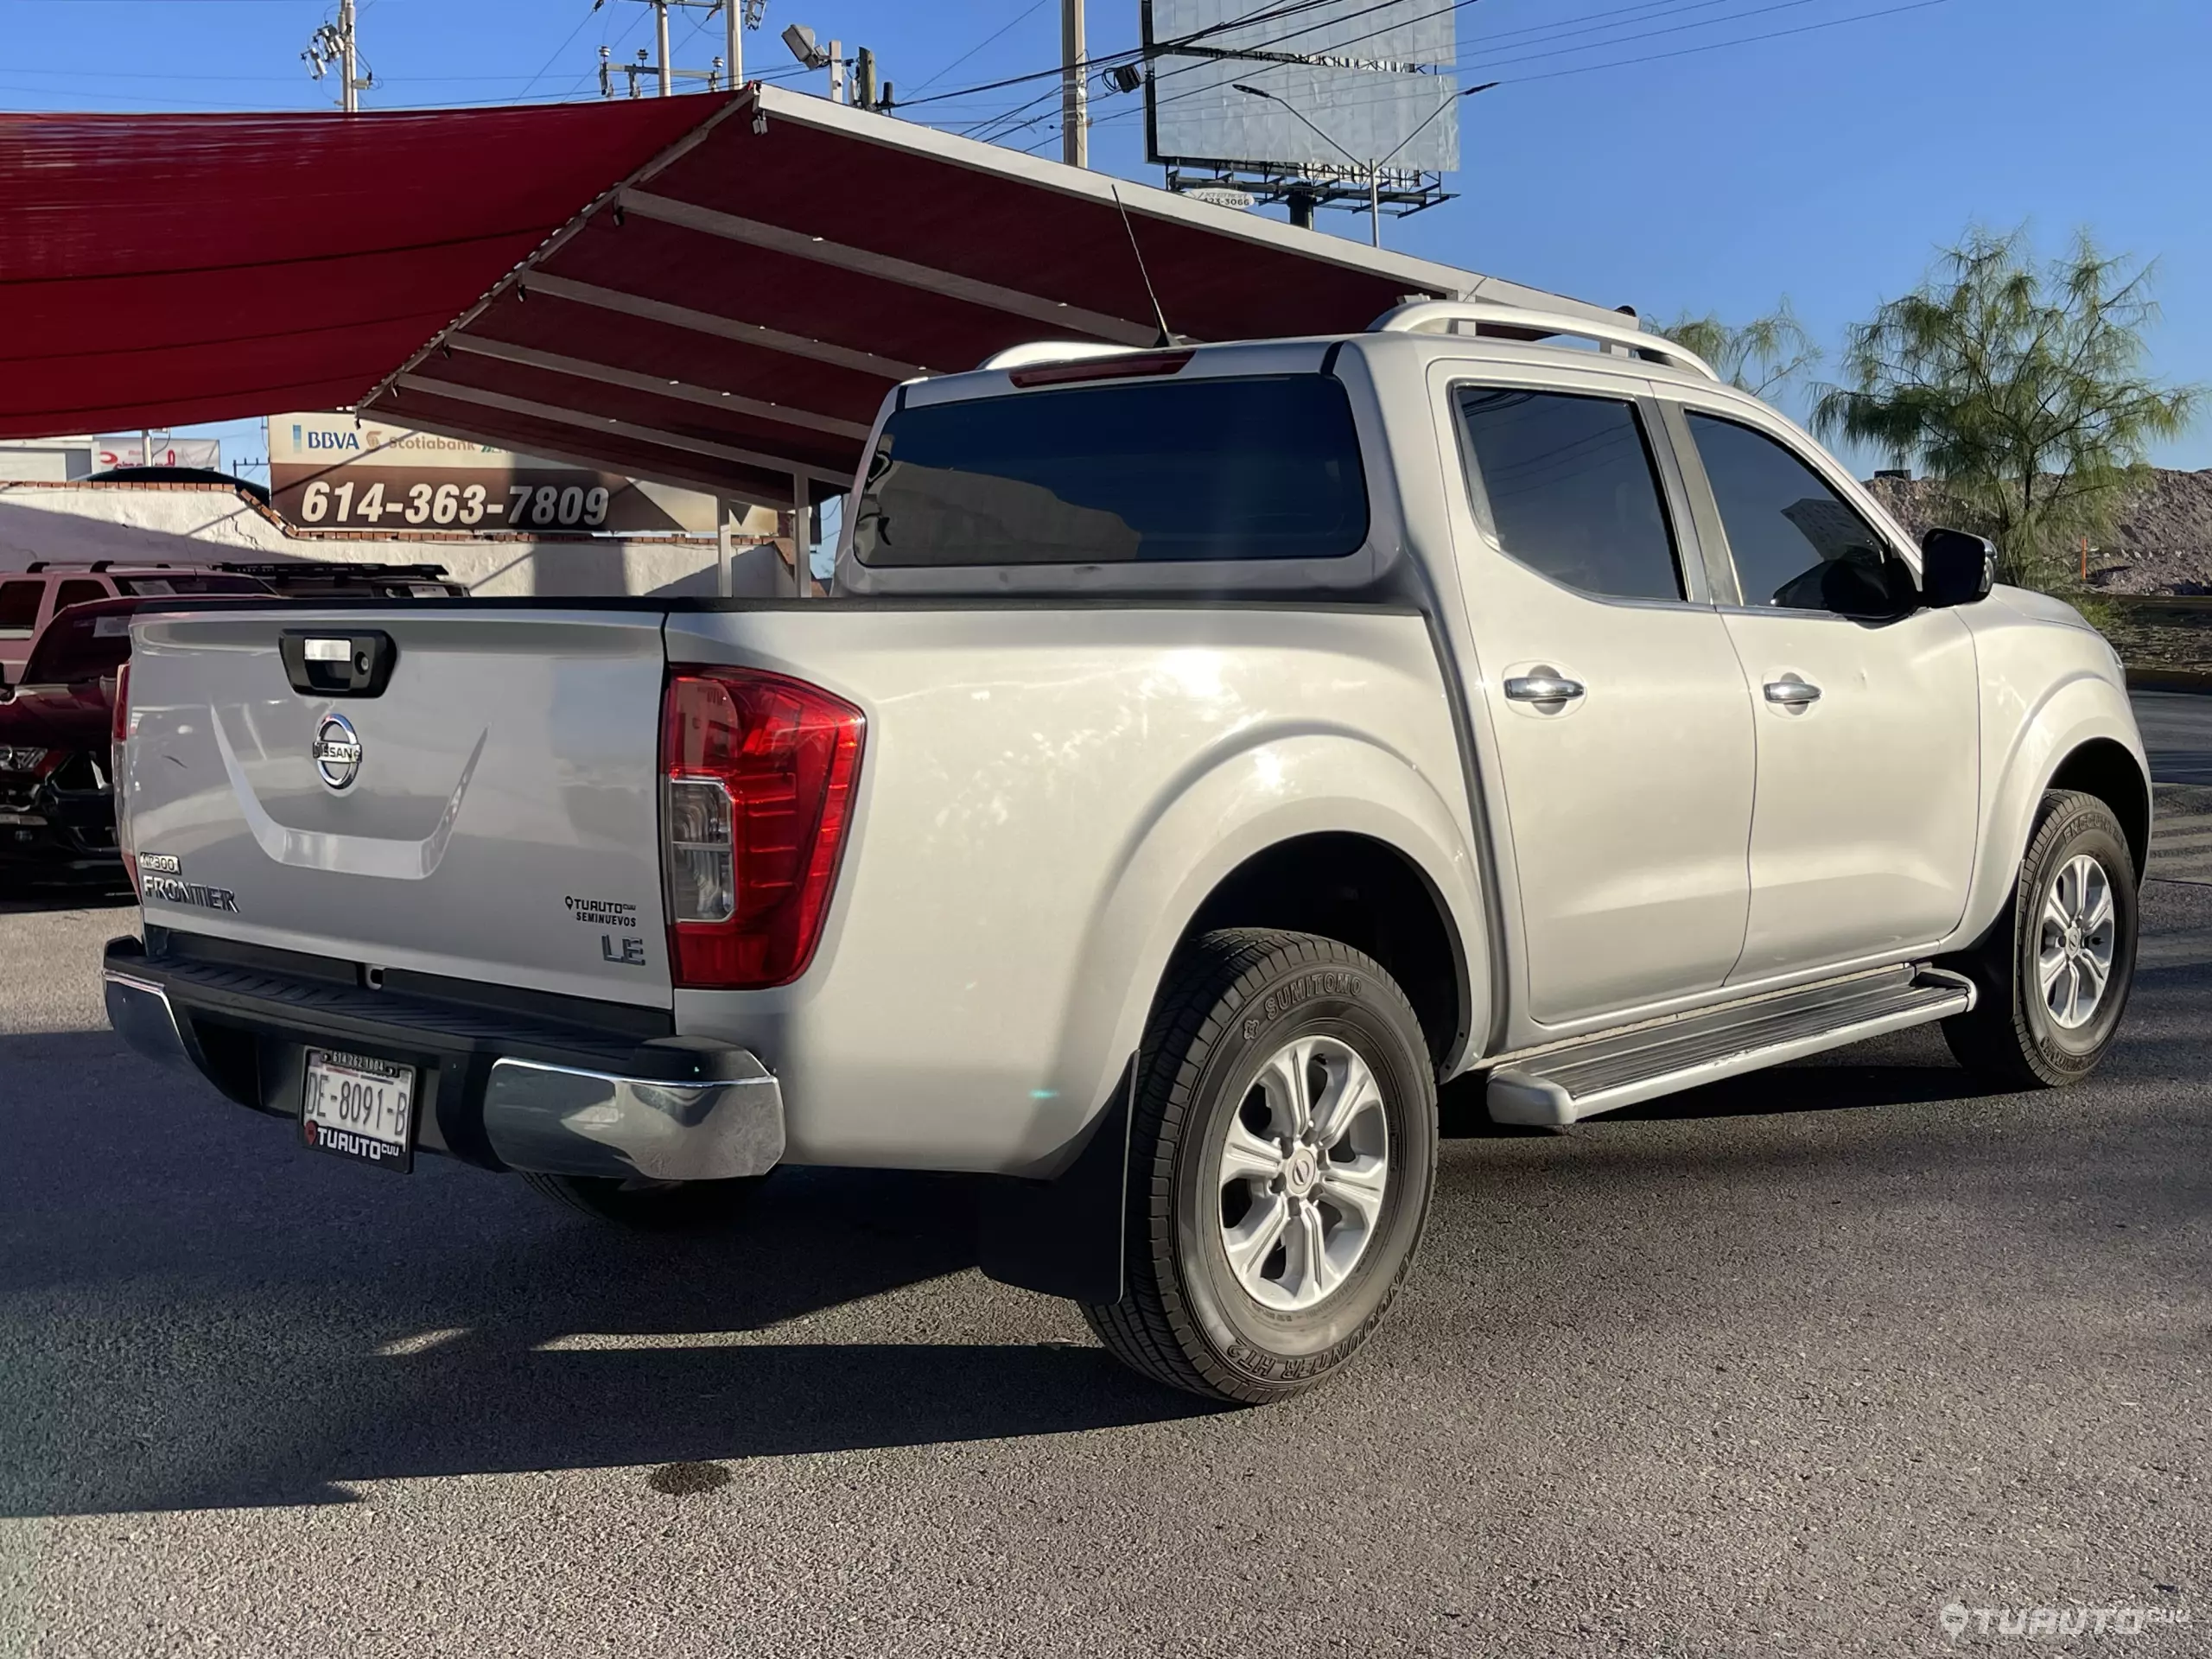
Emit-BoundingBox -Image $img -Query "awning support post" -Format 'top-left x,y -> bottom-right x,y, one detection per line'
791,470 -> 809,598
716,499 -> 734,598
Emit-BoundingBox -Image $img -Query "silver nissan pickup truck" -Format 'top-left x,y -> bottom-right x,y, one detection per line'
104,302 -> 2152,1403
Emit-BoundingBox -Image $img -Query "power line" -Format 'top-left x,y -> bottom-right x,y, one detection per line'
906,0 -> 1053,98
515,3 -> 601,102
1080,0 -> 1952,143
1510,0 -> 1950,80
898,0 -> 1363,112
962,0 -> 1480,145
960,0 -> 1486,145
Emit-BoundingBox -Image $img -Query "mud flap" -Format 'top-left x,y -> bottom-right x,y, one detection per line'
975,1058 -> 1134,1304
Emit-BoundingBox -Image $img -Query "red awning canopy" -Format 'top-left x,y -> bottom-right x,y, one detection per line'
0,99 -> 709,441
3,86 -> 1619,505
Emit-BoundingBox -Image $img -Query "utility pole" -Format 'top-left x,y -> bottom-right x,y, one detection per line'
340,0 -> 360,112
303,0 -> 372,112
654,0 -> 672,95
725,0 -> 741,86
1059,0 -> 1087,166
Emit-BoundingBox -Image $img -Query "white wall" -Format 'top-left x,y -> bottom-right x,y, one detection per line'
0,481 -> 800,597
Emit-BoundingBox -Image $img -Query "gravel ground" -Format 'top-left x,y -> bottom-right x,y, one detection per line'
2,718 -> 2209,1657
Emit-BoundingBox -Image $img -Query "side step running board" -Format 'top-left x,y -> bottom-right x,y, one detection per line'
1487,964 -> 1974,1127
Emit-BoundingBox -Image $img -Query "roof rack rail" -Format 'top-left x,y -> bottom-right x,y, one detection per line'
213,561 -> 454,581
1368,300 -> 1719,381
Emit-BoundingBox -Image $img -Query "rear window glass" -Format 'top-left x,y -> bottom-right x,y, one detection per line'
851,374 -> 1370,567
22,606 -> 133,683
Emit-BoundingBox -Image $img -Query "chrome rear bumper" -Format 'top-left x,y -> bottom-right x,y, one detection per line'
482,1054 -> 783,1181
104,969 -> 192,1071
101,944 -> 783,1183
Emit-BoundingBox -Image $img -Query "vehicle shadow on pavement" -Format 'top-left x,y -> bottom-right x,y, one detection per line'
0,1033 -> 1217,1517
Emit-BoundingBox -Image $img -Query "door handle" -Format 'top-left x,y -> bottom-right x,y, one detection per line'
1503,673 -> 1585,703
1764,677 -> 1822,707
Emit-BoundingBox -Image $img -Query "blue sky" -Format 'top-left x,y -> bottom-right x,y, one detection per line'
6,0 -> 2207,479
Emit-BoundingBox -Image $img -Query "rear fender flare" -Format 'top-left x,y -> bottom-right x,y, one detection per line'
1026,728 -> 1485,1173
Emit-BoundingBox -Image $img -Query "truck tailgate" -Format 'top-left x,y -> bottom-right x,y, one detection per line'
124,607 -> 672,1007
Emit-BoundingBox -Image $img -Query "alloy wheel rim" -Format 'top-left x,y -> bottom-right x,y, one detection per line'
2037,852 -> 2117,1030
1216,1034 -> 1389,1313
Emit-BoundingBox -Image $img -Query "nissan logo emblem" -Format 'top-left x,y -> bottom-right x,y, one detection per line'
313,712 -> 363,791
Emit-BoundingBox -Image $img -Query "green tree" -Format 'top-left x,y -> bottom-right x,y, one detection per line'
1812,226 -> 2201,592
1655,302 -> 1821,398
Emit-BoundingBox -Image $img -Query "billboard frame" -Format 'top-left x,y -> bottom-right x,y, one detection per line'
1140,0 -> 1456,228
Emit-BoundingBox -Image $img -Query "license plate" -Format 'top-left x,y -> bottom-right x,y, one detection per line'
302,1049 -> 416,1173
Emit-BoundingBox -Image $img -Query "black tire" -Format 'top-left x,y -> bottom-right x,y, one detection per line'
520,1170 -> 771,1230
1082,929 -> 1438,1405
1942,789 -> 2139,1089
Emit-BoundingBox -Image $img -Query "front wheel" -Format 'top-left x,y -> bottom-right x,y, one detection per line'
1942,789 -> 2139,1089
1082,929 -> 1438,1404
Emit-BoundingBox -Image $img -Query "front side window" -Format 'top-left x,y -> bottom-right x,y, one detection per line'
851,373 -> 1370,567
1454,386 -> 1683,603
1688,412 -> 1914,616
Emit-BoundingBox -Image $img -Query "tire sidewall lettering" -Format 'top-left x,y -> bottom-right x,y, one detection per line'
1170,953 -> 1433,1382
2016,810 -> 2136,1066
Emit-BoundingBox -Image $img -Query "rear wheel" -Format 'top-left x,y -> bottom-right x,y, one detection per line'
1942,789 -> 2139,1089
521,1170 -> 771,1230
1082,929 -> 1438,1404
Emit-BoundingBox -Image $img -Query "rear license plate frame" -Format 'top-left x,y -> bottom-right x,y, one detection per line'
300,1047 -> 418,1173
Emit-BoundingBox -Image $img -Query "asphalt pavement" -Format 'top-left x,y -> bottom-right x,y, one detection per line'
1,699 -> 2208,1657
2136,690 -> 2212,787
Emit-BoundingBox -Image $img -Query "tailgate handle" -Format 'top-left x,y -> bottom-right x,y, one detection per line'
279,630 -> 398,698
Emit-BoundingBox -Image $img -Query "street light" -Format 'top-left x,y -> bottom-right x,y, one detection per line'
1232,79 -> 1496,247
781,22 -> 831,69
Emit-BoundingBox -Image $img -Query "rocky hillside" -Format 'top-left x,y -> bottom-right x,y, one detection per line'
1863,467 -> 2212,594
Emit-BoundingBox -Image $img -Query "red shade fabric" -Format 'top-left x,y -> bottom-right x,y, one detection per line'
0,100 -> 709,438
2,87 -> 1619,505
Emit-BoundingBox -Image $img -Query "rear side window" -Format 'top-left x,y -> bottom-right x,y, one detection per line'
1454,387 -> 1683,603
1687,413 -> 1912,616
0,580 -> 40,637
53,579 -> 109,613
851,374 -> 1370,567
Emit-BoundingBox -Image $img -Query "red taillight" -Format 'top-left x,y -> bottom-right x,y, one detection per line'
659,666 -> 864,989
111,659 -> 137,893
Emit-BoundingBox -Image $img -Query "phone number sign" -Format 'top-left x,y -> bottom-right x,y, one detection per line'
268,415 -> 717,536
281,467 -> 626,531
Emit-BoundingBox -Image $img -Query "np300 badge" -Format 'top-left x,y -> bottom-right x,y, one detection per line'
313,713 -> 363,791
